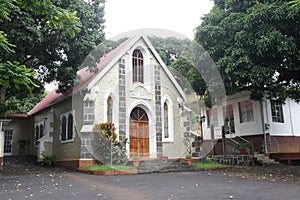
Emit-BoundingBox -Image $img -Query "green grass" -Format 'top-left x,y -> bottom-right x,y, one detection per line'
83,164 -> 136,171
192,160 -> 225,169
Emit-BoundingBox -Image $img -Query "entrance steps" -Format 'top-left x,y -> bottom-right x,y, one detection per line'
136,159 -> 199,174
210,155 -> 254,166
254,153 -> 278,165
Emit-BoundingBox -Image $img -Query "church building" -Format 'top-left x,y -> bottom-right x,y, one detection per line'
28,35 -> 192,168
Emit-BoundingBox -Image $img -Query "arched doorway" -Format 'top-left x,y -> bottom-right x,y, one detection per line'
130,107 -> 149,158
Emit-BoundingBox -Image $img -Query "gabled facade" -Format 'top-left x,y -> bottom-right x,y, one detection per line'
201,91 -> 300,160
28,35 -> 192,168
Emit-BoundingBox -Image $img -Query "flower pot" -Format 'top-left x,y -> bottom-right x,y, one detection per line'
160,156 -> 168,160
132,160 -> 140,167
186,159 -> 192,166
238,149 -> 248,155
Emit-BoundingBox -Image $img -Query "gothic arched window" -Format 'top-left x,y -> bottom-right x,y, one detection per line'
132,49 -> 144,83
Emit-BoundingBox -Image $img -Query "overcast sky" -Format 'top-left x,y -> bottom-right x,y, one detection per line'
104,0 -> 214,39
45,1 -> 214,91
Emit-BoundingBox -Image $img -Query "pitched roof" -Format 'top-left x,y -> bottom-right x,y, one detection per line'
28,35 -> 186,115
28,37 -> 136,115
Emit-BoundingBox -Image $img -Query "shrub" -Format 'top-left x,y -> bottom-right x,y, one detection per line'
93,122 -> 128,165
41,154 -> 56,166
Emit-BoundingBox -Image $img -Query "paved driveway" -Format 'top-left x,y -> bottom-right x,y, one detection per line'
1,163 -> 299,200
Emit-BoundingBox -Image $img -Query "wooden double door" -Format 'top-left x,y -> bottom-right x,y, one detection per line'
130,107 -> 149,158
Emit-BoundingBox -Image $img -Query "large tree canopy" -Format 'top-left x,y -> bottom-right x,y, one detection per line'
195,0 -> 300,102
0,0 -> 106,114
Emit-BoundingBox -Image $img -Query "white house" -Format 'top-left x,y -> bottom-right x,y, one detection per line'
201,91 -> 300,162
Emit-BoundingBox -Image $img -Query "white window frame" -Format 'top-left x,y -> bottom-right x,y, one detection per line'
60,110 -> 75,143
270,100 -> 284,123
103,89 -> 118,123
238,100 -> 255,123
162,96 -> 174,142
83,100 -> 94,124
129,47 -> 151,92
207,107 -> 219,128
4,129 -> 14,155
34,121 -> 45,146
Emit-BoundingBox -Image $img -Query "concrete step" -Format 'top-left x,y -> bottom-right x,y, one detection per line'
254,153 -> 279,165
210,155 -> 254,166
136,159 -> 199,174
192,152 -> 201,157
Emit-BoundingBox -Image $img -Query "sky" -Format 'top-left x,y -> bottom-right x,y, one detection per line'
104,0 -> 214,39
45,0 -> 214,91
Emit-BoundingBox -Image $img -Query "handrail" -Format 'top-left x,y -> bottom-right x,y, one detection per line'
225,127 -> 250,145
236,136 -> 250,144
227,137 -> 239,145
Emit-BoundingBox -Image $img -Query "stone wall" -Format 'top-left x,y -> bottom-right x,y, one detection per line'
154,65 -> 162,158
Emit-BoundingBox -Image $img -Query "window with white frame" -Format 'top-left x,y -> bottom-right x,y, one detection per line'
34,122 -> 44,145
107,96 -> 113,122
132,49 -> 144,83
223,104 -> 235,134
60,111 -> 75,142
207,108 -> 218,128
239,100 -> 254,123
163,103 -> 169,139
162,98 -> 173,142
83,100 -> 94,124
271,101 -> 284,123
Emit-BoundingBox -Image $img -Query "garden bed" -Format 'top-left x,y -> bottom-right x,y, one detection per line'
192,160 -> 231,171
79,165 -> 138,176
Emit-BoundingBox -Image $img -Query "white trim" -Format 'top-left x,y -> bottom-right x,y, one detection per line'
127,101 -> 157,158
103,89 -> 119,133
60,110 -> 76,143
3,129 -> 13,156
87,36 -> 140,90
162,96 -> 174,142
129,45 -> 151,92
86,35 -> 186,100
34,121 -> 45,147
141,35 -> 186,101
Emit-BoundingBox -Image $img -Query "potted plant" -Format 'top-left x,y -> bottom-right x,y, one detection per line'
234,142 -> 250,155
185,154 -> 192,166
160,156 -> 168,160
132,157 -> 141,167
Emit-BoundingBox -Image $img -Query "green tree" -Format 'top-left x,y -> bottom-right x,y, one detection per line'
0,0 -> 105,114
195,0 -> 300,102
289,0 -> 300,9
148,36 -> 191,66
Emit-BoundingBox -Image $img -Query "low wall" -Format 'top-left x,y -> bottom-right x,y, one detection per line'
56,159 -> 96,169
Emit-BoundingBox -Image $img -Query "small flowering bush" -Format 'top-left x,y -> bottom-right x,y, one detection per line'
92,122 -> 128,165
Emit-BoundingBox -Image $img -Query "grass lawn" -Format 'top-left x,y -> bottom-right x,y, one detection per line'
83,164 -> 136,171
192,160 -> 225,169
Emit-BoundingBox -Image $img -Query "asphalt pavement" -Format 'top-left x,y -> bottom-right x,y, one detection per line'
1,162 -> 299,200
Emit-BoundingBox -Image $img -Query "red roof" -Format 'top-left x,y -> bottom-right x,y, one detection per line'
2,114 -> 28,118
28,36 -> 137,115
